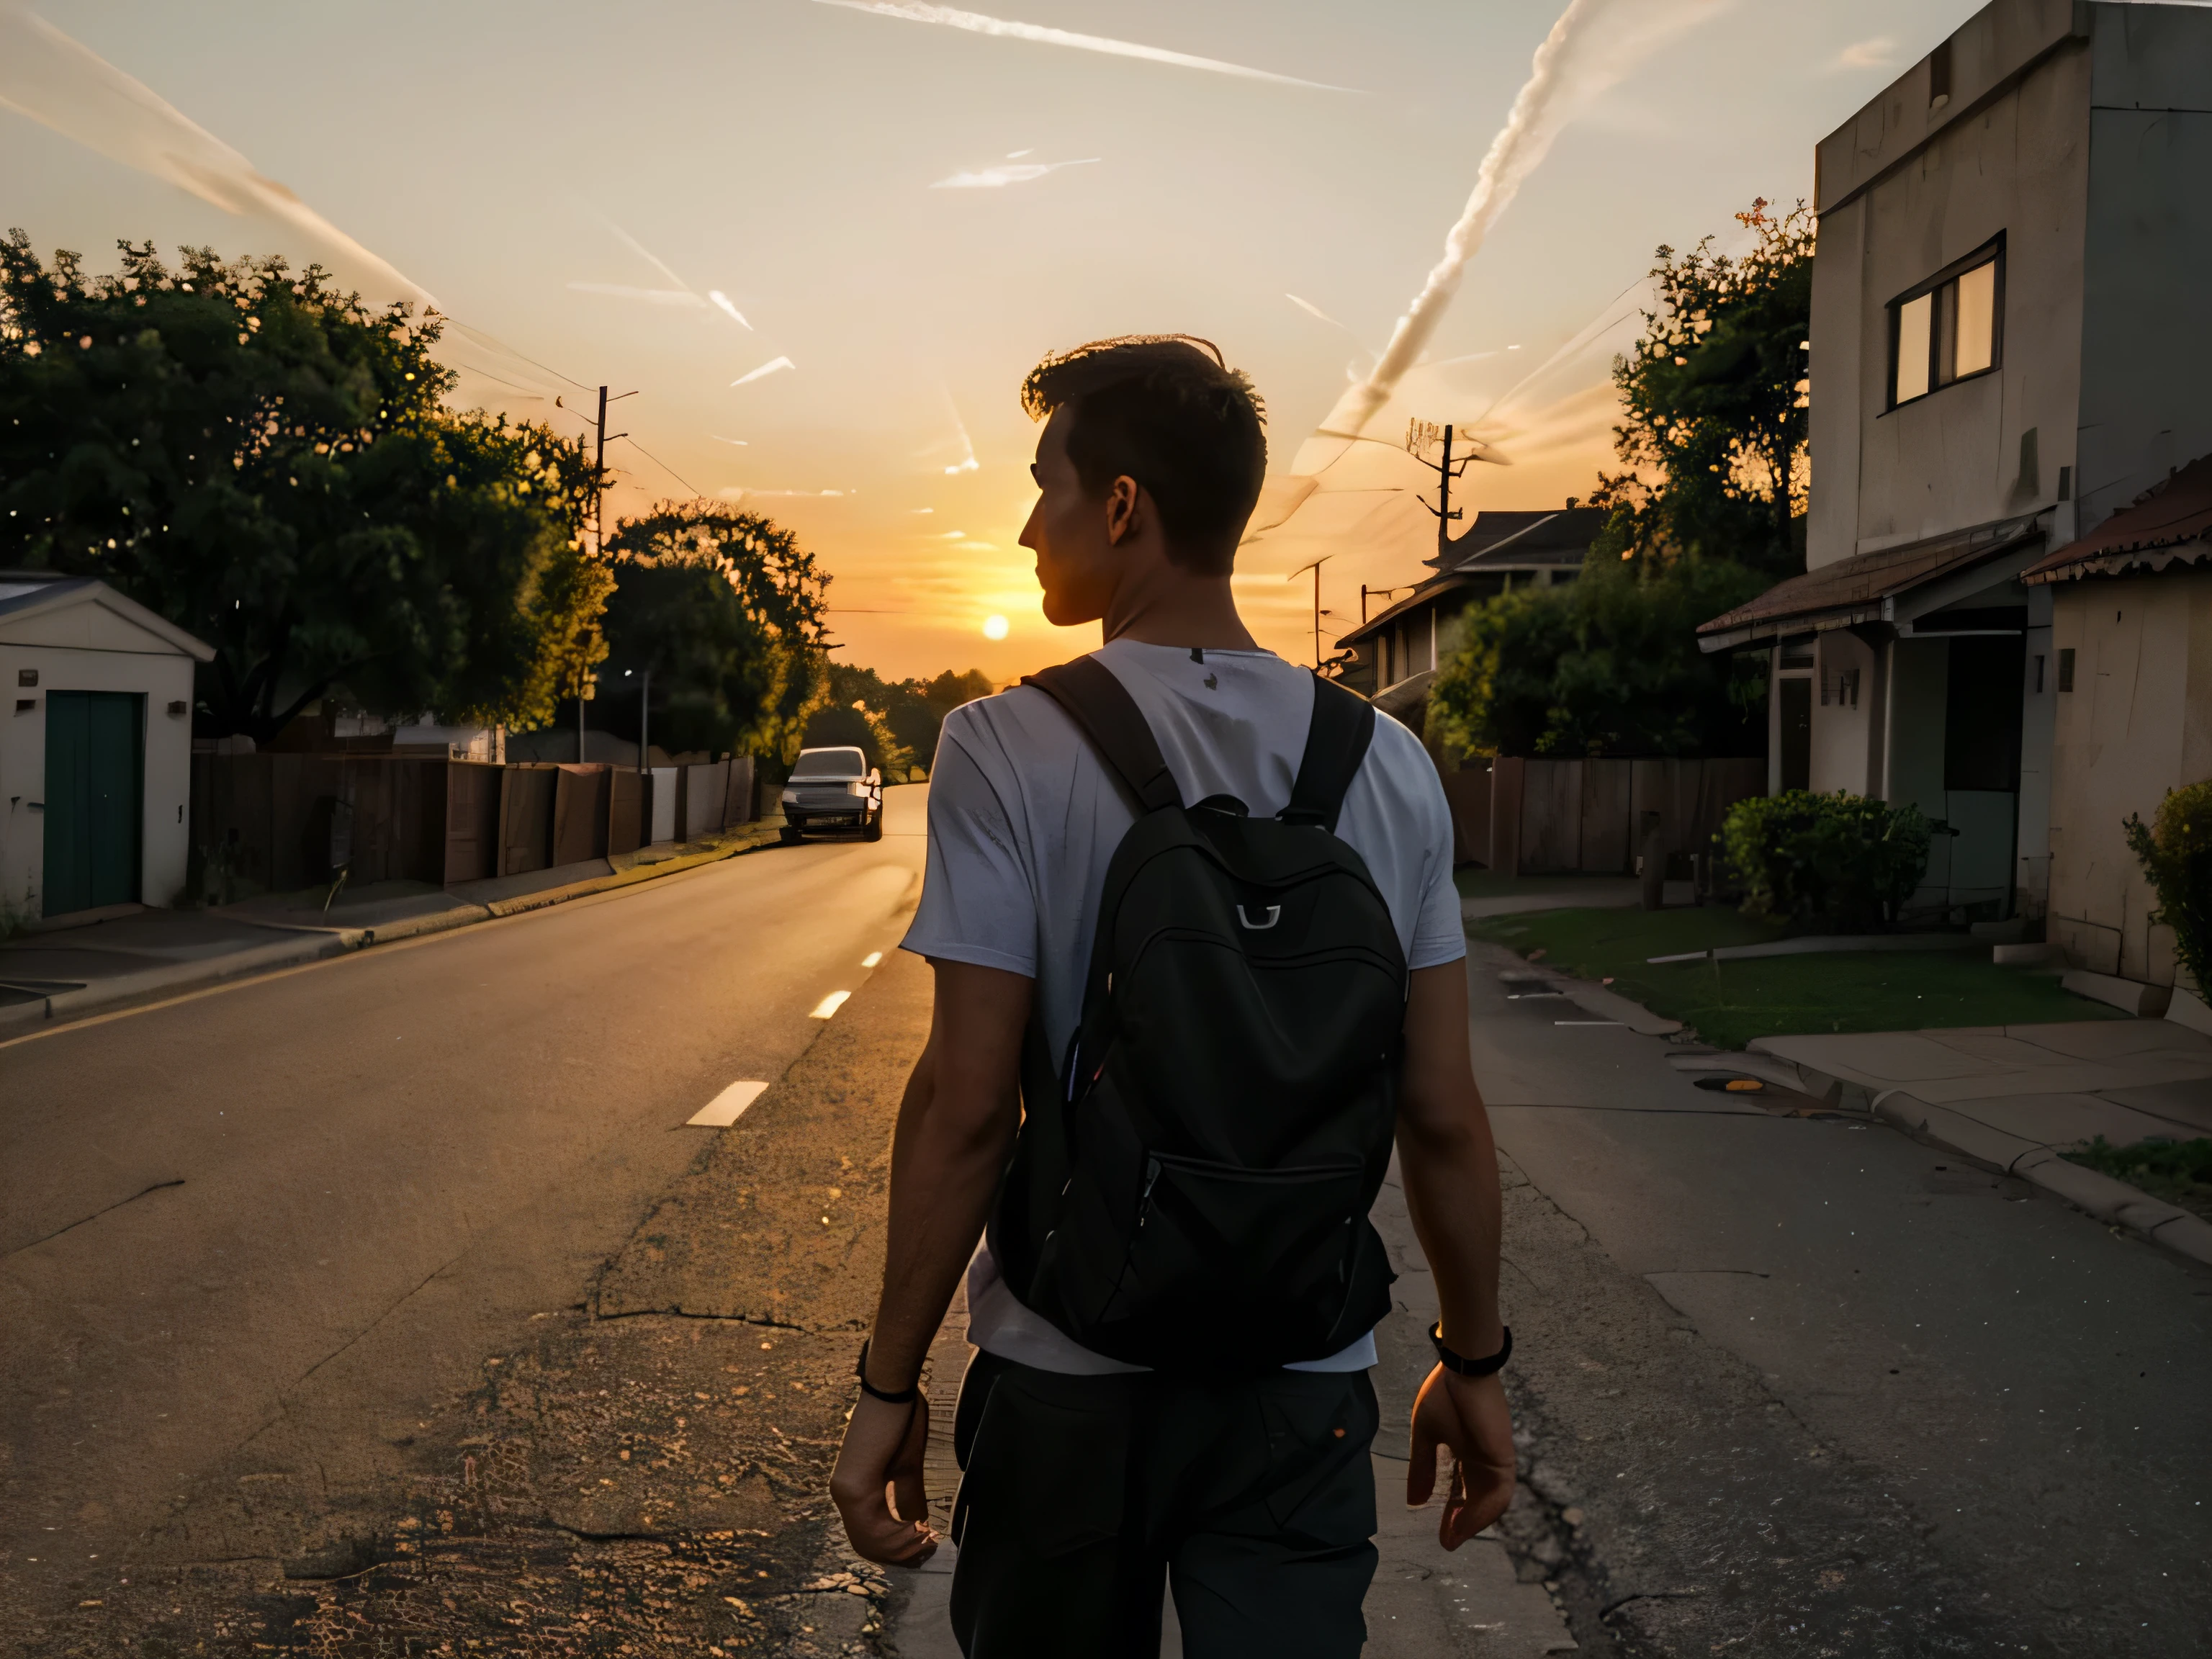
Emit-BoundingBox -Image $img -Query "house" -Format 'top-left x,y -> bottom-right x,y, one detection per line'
1334,505 -> 1604,706
1328,505 -> 1602,867
0,572 -> 214,921
2020,458 -> 2212,986
1697,0 -> 2212,925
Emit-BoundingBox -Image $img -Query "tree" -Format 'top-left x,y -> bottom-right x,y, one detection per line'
1429,199 -> 1806,759
1596,199 -> 1815,577
809,662 -> 994,775
599,503 -> 830,763
1428,553 -> 1769,757
0,233 -> 608,741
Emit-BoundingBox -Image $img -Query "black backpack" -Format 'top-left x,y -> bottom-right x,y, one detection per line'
989,655 -> 1406,1372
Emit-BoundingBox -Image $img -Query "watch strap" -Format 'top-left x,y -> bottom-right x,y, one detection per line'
1429,1322 -> 1513,1377
855,1339 -> 921,1405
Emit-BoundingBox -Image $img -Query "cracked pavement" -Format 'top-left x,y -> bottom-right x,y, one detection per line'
0,793 -> 933,1658
7,784 -> 2208,1657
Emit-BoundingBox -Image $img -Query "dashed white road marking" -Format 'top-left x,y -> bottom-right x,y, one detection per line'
861,951 -> 884,968
688,1079 -> 768,1128
809,990 -> 852,1020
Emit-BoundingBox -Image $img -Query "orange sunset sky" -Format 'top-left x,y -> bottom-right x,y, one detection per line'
0,0 -> 1972,683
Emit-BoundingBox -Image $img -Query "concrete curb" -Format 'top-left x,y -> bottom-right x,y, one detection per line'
0,929 -> 357,1036
1871,1089 -> 2212,1267
1497,964 -> 1683,1036
0,822 -> 788,1038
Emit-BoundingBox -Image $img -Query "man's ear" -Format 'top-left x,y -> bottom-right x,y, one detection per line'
1103,475 -> 1143,547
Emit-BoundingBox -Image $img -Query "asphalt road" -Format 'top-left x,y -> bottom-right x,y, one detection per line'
10,791 -> 2209,1658
1467,939 -> 2212,1657
0,788 -> 930,1636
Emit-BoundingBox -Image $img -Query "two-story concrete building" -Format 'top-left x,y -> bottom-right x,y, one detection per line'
1697,0 -> 2212,927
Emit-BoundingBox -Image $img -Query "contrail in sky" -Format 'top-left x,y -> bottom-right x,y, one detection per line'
931,157 -> 1097,189
939,385 -> 979,472
1284,292 -> 1346,329
593,214 -> 755,329
731,356 -> 796,387
568,282 -> 705,306
0,4 -> 431,305
806,0 -> 1355,91
1319,0 -> 1730,442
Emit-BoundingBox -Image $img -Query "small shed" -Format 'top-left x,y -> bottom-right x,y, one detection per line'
0,573 -> 215,922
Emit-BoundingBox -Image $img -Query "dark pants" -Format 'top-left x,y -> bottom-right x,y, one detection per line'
947,1352 -> 1380,1659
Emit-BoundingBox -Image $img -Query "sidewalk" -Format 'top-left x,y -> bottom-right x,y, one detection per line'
1737,1017 -> 2212,1264
0,817 -> 785,1036
1460,877 -> 1697,922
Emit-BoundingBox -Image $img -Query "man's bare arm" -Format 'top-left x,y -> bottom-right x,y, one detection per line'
1395,958 -> 1516,1548
830,958 -> 1030,1564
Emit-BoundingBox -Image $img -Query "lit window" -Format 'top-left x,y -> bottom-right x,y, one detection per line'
1896,294 -> 1932,403
1890,243 -> 2002,408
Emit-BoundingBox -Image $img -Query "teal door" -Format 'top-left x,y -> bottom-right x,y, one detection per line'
43,691 -> 144,917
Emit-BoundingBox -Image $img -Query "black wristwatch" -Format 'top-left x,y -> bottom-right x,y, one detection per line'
1429,1322 -> 1513,1377
854,1339 -> 922,1405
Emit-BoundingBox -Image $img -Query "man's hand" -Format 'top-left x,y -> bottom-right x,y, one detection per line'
830,1393 -> 938,1566
1405,1364 -> 1516,1550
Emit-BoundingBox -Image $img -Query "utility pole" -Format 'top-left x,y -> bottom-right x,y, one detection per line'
553,385 -> 635,765
1288,555 -> 1333,669
1406,419 -> 1475,562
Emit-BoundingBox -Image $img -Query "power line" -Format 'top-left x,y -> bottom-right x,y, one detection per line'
614,433 -> 703,499
441,318 -> 595,393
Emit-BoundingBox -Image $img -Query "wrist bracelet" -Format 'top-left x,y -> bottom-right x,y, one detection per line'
1429,1322 -> 1512,1377
855,1339 -> 921,1405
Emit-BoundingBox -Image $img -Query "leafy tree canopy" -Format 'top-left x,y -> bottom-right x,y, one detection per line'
1594,199 -> 1814,577
810,662 -> 994,775
1428,552 -> 1769,758
1429,199 -> 1807,760
0,233 -> 608,741
599,503 -> 830,763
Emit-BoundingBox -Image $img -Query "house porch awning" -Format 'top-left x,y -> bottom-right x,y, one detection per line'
1694,513 -> 2046,653
2021,454 -> 2212,585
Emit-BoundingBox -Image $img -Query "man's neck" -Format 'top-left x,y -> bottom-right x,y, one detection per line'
1099,575 -> 1261,653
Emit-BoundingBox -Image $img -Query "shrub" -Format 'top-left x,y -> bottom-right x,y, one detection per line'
2123,778 -> 2212,994
1720,790 -> 1932,930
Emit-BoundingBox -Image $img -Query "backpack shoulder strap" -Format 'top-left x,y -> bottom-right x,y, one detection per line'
1021,656 -> 1183,813
1279,675 -> 1376,833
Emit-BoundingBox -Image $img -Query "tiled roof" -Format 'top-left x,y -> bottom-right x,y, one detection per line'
1696,513 -> 2042,640
1426,506 -> 1607,572
2022,454 -> 2212,585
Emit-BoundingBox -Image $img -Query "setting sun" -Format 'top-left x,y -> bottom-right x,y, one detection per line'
981,614 -> 1010,640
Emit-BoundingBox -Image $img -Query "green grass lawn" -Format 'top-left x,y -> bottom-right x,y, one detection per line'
1470,904 -> 2126,1050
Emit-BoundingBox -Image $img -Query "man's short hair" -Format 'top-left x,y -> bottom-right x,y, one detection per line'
1020,336 -> 1267,577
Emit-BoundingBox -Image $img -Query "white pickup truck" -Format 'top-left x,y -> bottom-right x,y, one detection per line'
778,746 -> 884,842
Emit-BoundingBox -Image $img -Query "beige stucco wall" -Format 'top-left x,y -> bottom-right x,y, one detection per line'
2045,566 -> 2212,981
0,606 -> 199,918
1809,629 -> 1882,795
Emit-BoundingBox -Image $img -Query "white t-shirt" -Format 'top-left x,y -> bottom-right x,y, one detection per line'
901,639 -> 1466,1375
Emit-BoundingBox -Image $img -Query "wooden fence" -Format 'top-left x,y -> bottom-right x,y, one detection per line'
191,752 -> 757,897
1457,756 -> 1766,876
